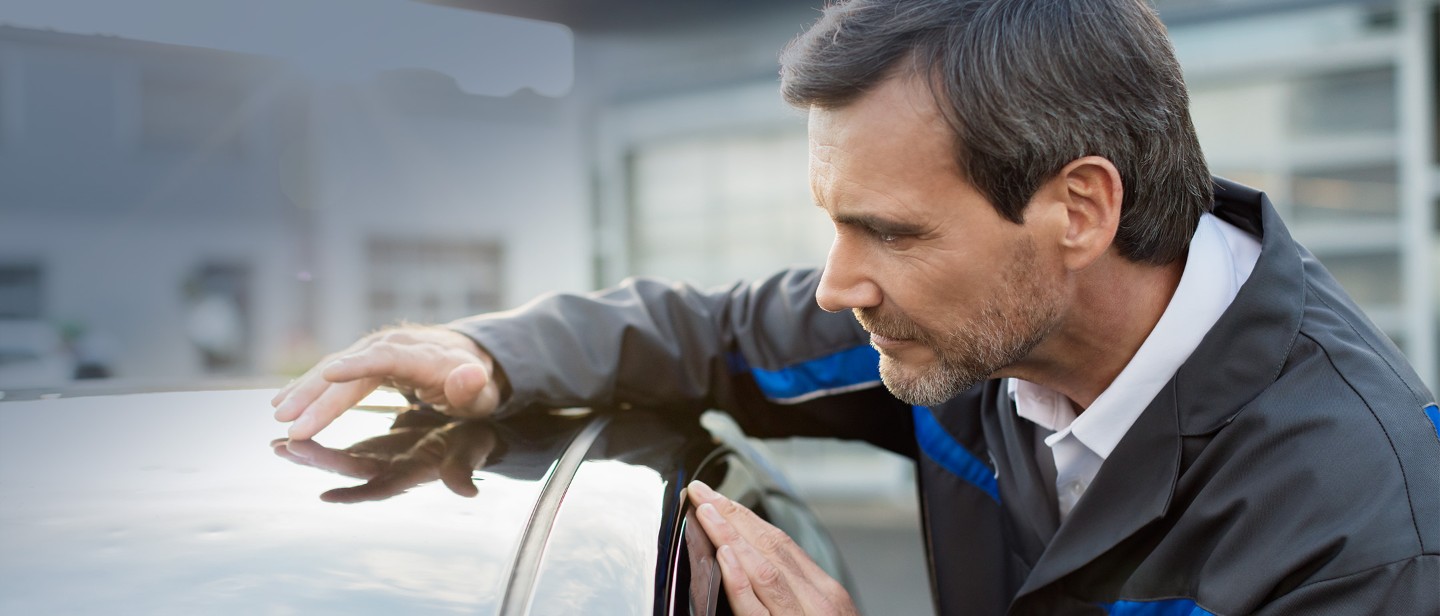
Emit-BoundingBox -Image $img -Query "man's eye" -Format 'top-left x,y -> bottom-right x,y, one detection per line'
870,228 -> 905,244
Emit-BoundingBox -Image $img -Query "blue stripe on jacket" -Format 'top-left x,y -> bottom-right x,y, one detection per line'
1098,598 -> 1214,615
749,345 -> 882,403
745,345 -> 999,502
912,405 -> 1000,503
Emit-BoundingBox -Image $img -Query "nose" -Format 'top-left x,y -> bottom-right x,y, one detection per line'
815,236 -> 881,313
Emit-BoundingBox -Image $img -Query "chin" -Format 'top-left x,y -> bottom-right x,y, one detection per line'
881,354 -> 996,405
878,356 -> 961,407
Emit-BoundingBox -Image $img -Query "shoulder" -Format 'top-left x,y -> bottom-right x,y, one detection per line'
1193,261 -> 1440,591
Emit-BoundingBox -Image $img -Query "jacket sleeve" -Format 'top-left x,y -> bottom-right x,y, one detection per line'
448,267 -> 917,456
1254,554 -> 1440,615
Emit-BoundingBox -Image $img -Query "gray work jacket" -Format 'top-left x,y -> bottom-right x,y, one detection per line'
454,178 -> 1440,615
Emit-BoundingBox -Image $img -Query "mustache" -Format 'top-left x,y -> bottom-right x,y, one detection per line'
853,308 -> 924,341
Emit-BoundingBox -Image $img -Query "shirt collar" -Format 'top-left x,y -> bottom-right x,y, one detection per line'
1010,212 -> 1257,458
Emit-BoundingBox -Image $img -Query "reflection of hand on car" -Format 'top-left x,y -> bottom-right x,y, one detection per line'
271,408 -> 499,503
687,480 -> 858,615
271,325 -> 506,440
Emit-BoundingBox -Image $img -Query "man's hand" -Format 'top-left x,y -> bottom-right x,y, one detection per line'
687,481 -> 859,615
271,326 -> 504,440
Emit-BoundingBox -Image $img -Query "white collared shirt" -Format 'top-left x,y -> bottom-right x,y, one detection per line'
1009,213 -> 1262,519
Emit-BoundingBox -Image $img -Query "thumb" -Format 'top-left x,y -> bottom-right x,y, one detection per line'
444,362 -> 497,416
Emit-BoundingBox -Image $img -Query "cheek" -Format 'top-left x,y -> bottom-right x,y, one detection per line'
880,259 -> 974,321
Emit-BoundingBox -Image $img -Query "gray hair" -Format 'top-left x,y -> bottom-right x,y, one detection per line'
781,0 -> 1211,265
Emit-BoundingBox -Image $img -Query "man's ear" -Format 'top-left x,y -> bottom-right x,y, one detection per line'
1033,156 -> 1123,272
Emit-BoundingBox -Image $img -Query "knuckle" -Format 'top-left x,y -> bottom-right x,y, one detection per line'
755,528 -> 794,554
375,327 -> 411,344
713,496 -> 743,516
728,572 -> 755,596
368,341 -> 400,356
818,578 -> 849,601
752,561 -> 784,588
708,515 -> 741,542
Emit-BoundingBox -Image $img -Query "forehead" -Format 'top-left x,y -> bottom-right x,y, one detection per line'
806,76 -> 967,203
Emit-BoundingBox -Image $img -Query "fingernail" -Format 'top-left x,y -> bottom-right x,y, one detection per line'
688,480 -> 718,500
273,397 -> 294,419
718,544 -> 738,569
699,502 -> 724,525
288,420 -> 312,441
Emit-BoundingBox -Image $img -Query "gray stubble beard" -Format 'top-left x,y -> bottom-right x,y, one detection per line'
865,246 -> 1060,407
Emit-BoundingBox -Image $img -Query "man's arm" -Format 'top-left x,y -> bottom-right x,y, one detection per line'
453,268 -> 869,416
271,267 -> 902,613
274,268 -> 907,446
1255,555 -> 1440,615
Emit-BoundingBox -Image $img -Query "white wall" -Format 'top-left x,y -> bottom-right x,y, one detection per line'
0,213 -> 301,383
305,81 -> 591,351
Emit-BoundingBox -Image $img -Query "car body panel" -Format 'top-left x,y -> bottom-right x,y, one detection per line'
0,389 -> 847,615
0,389 -> 575,614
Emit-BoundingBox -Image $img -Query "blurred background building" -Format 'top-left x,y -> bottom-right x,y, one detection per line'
1,0 -> 1436,612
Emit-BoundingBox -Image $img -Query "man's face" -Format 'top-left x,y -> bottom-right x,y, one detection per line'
809,76 -> 1066,406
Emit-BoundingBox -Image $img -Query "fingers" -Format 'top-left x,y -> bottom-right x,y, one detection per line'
716,544 -> 774,615
694,500 -> 803,614
272,373 -> 332,422
273,363 -> 320,407
273,326 -> 501,440
444,363 -> 494,416
273,361 -> 325,407
273,337 -> 368,405
688,481 -> 853,615
272,338 -> 373,433
320,348 -> 401,383
287,377 -> 382,440
321,335 -> 484,396
688,482 -> 829,581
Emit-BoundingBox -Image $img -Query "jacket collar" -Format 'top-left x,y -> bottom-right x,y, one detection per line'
1013,177 -> 1305,599
1174,178 -> 1305,436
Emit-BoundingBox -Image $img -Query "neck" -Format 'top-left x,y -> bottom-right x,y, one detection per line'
1004,254 -> 1185,412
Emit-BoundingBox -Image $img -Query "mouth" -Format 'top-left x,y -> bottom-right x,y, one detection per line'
868,332 -> 913,350
855,308 -> 920,350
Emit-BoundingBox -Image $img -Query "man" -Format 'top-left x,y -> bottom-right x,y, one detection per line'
273,0 -> 1440,613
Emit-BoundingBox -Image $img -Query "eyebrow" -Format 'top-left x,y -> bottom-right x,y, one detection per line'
825,209 -> 930,236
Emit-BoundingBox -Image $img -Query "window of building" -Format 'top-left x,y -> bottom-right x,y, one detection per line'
0,263 -> 43,319
182,262 -> 251,373
627,128 -> 827,287
1189,65 -> 1406,336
